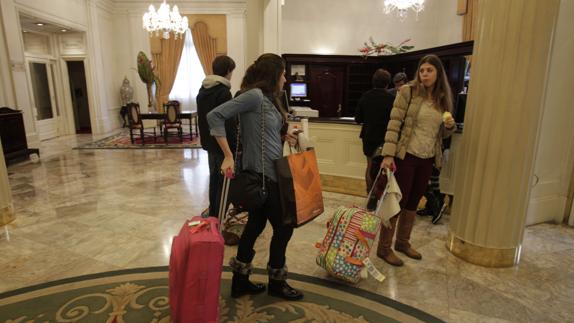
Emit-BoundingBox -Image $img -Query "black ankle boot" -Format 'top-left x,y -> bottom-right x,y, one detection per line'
268,279 -> 303,300
267,266 -> 303,301
229,257 -> 265,298
231,273 -> 266,298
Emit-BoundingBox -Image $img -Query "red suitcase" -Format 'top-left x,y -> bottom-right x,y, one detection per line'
169,176 -> 231,323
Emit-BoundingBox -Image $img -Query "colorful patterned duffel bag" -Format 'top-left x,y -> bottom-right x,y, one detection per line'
315,206 -> 385,283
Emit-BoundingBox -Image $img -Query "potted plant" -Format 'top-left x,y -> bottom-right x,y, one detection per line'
136,51 -> 161,111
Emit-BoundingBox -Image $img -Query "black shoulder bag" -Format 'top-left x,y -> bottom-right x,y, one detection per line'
228,101 -> 268,211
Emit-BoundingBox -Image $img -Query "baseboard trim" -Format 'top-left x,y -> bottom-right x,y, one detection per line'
321,174 -> 366,197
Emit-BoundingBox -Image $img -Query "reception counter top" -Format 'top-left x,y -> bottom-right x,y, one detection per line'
290,116 -> 357,125
308,117 -> 357,125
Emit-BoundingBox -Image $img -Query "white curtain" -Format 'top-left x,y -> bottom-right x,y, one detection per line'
169,28 -> 206,111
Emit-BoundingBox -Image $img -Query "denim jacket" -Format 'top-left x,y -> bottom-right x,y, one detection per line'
207,88 -> 284,182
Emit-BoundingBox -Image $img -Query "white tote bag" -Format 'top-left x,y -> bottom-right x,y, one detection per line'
375,168 -> 402,228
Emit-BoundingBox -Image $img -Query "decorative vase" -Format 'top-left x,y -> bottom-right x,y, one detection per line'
120,77 -> 134,105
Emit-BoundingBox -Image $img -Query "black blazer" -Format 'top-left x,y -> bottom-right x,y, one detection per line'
355,88 -> 395,146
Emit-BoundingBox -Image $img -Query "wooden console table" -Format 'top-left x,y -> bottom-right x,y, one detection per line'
0,107 -> 40,165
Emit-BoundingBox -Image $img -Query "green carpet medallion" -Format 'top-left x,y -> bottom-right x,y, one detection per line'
0,267 -> 443,322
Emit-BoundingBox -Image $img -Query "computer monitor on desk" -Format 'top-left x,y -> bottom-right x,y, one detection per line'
290,83 -> 307,99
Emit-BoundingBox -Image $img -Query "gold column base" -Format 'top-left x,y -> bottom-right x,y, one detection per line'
0,204 -> 15,226
446,231 -> 521,268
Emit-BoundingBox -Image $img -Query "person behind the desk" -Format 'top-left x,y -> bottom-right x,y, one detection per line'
378,54 -> 456,267
196,55 -> 236,218
354,69 -> 395,202
388,72 -> 408,97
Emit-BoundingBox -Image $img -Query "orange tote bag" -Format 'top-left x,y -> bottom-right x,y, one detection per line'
276,148 -> 324,227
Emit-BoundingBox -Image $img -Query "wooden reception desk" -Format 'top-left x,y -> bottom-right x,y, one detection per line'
292,117 -> 367,196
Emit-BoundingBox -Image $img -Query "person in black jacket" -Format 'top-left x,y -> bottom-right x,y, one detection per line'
355,69 -> 394,199
197,55 -> 236,217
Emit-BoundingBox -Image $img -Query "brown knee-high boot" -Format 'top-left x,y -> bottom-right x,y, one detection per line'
394,210 -> 422,259
376,215 -> 403,266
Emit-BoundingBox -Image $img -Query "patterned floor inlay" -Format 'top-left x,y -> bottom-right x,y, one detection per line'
0,267 -> 442,323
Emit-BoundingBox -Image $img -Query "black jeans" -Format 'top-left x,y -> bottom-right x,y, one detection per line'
207,152 -> 225,217
236,178 -> 294,269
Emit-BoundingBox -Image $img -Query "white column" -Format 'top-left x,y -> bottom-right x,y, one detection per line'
245,0 -> 264,64
447,0 -> 561,267
0,0 -> 40,147
85,0 -> 106,134
263,0 -> 281,54
0,139 -> 15,226
227,11 -> 247,94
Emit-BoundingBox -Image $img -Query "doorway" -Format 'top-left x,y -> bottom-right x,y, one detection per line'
309,66 -> 345,117
66,61 -> 91,134
28,60 -> 59,140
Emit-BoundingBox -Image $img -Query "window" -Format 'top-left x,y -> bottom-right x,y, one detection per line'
169,28 -> 205,110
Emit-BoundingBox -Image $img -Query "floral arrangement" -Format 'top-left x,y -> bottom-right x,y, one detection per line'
359,37 -> 414,58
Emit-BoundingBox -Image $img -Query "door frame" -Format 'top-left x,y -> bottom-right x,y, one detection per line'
60,57 -> 96,135
25,57 -> 60,140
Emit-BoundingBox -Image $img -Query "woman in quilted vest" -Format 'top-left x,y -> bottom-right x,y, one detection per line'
377,54 -> 456,266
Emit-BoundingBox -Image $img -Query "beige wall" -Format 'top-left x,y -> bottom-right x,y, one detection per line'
245,0 -> 264,63
281,0 -> 462,55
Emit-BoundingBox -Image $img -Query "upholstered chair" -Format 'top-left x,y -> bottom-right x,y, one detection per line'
126,102 -> 157,145
162,100 -> 183,143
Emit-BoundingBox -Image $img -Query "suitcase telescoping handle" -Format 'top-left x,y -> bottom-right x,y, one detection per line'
217,169 -> 234,231
366,168 -> 392,209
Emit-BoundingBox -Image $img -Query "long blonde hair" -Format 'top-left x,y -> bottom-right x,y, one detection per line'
412,54 -> 453,112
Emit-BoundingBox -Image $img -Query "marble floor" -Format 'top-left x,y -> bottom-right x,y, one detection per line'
1,134 -> 573,322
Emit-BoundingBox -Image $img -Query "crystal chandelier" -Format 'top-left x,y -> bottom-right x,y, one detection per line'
142,0 -> 188,39
383,0 -> 425,20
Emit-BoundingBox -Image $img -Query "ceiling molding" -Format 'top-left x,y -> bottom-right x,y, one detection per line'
93,0 -> 115,14
114,0 -> 247,13
16,3 -> 88,31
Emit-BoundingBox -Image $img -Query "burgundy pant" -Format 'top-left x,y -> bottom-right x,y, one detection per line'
395,153 -> 434,211
374,153 -> 434,211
